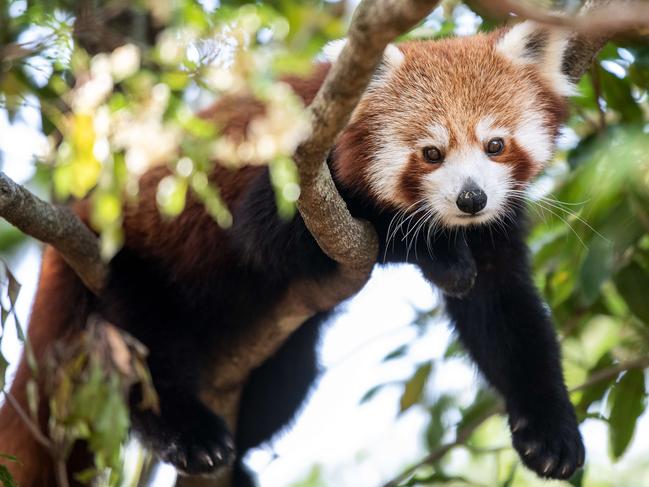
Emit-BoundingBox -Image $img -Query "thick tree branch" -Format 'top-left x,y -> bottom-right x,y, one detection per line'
0,173 -> 106,294
295,0 -> 442,271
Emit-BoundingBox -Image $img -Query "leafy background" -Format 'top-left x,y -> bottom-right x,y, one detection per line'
1,0 -> 649,486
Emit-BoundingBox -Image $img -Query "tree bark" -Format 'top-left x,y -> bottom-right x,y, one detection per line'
0,173 -> 105,293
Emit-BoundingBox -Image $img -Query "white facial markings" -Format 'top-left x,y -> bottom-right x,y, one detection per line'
420,147 -> 514,227
369,136 -> 411,205
476,116 -> 510,142
514,103 -> 552,166
424,123 -> 450,149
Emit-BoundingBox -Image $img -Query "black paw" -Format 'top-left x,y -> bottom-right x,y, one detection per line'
132,392 -> 236,476
436,265 -> 477,297
509,409 -> 585,480
159,409 -> 236,476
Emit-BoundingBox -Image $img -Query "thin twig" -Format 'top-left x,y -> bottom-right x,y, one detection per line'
382,356 -> 649,487
2,390 -> 52,450
54,460 -> 70,487
570,356 -> 649,393
590,62 -> 607,132
383,403 -> 503,487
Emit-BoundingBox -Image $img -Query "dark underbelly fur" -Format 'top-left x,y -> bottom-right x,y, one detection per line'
95,168 -> 584,484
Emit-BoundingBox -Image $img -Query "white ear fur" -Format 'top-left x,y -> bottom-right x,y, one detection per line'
321,39 -> 405,74
496,21 -> 576,97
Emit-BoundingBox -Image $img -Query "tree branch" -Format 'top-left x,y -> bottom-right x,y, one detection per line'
295,0 -> 442,271
480,0 -> 649,81
0,173 -> 106,294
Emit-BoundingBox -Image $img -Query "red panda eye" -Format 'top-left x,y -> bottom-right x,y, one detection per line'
423,146 -> 443,164
486,138 -> 505,155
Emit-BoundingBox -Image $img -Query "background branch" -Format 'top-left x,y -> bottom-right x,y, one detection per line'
0,173 -> 105,294
383,356 -> 649,487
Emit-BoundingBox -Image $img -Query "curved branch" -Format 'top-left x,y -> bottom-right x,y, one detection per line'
295,0 -> 441,272
0,173 -> 105,294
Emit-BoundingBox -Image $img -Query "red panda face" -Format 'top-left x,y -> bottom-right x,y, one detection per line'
332,21 -> 572,228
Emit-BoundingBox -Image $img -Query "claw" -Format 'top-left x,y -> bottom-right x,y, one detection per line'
202,452 -> 214,468
511,417 -> 528,433
524,443 -> 539,457
542,458 -> 556,474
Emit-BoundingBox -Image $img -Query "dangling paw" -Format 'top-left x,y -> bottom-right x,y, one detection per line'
509,408 -> 585,480
158,407 -> 236,476
132,393 -> 236,476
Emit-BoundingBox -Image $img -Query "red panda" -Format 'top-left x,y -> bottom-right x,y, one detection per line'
0,21 -> 584,486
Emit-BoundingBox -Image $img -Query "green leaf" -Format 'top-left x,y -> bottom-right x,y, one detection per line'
598,66 -> 643,123
399,362 -> 432,414
579,238 -> 615,305
425,395 -> 455,450
457,390 -> 499,432
443,337 -> 465,359
0,465 -> 17,487
614,261 -> 649,325
608,369 -> 646,459
569,468 -> 584,487
501,463 -> 517,487
0,352 -> 8,391
5,269 -> 20,310
383,344 -> 408,361
359,384 -> 384,405
575,353 -> 615,419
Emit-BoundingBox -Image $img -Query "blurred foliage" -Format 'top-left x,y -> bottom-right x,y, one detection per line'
0,262 -> 157,486
0,0 -> 344,484
1,0 -> 649,486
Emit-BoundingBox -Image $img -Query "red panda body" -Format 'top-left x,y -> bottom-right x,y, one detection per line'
0,23 -> 584,486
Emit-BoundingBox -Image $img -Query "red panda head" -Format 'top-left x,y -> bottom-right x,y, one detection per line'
330,21 -> 573,228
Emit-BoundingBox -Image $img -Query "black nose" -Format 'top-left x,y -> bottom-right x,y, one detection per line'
456,183 -> 487,214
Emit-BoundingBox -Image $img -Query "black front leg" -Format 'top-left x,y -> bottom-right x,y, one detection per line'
444,227 -> 584,480
418,235 -> 477,297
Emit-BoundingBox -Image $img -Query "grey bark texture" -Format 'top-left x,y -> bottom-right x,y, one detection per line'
0,173 -> 106,294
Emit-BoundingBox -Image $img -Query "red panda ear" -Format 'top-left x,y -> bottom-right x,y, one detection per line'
495,21 -> 575,97
321,39 -> 404,84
